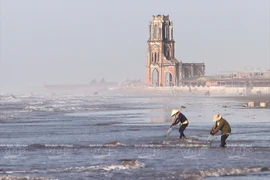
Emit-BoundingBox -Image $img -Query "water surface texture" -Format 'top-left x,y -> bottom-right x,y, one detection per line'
0,93 -> 270,180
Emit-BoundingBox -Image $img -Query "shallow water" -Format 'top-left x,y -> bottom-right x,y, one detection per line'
0,92 -> 270,180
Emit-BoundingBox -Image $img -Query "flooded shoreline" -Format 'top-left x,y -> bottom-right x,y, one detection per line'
0,93 -> 269,179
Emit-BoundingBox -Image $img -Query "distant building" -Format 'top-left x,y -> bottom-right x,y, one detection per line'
205,70 -> 270,87
264,70 -> 270,77
146,15 -> 205,87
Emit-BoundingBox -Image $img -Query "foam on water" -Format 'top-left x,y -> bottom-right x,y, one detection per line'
200,166 -> 270,178
0,176 -> 50,180
0,93 -> 270,179
0,160 -> 145,174
167,166 -> 270,179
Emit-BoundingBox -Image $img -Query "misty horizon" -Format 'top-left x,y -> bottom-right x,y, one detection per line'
0,0 -> 269,90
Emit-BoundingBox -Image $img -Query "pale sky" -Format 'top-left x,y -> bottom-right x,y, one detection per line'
0,0 -> 269,89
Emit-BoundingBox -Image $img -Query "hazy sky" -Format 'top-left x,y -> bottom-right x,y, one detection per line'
0,0 -> 269,89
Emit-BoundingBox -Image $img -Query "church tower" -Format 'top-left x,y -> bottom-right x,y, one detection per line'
146,15 -> 179,86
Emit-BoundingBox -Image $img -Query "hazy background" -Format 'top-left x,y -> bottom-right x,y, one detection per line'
0,0 -> 269,91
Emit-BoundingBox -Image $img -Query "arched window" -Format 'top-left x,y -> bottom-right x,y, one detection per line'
165,72 -> 172,86
152,69 -> 159,86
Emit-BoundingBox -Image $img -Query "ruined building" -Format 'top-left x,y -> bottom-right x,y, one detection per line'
146,15 -> 205,86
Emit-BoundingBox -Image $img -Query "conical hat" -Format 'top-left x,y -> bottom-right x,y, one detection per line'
213,114 -> 222,121
171,109 -> 180,117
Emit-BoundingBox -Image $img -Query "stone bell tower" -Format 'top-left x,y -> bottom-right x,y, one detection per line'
146,15 -> 179,87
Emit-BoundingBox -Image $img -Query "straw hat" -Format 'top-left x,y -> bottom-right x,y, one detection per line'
171,109 -> 180,117
213,114 -> 222,121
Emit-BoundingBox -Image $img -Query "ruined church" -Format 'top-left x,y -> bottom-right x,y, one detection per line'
146,15 -> 205,86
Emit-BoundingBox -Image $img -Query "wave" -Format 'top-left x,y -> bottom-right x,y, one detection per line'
60,159 -> 144,171
2,164 -> 266,179
23,106 -> 54,112
0,159 -> 144,174
145,166 -> 270,180
1,94 -> 152,115
0,95 -> 21,103
0,175 -> 50,180
24,142 -> 208,150
4,141 -> 206,151
200,166 -> 270,178
169,166 -> 270,179
25,142 -> 125,150
5,140 -> 269,151
22,105 -> 101,113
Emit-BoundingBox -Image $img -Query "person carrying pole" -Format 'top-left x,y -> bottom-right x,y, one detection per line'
170,109 -> 189,139
210,114 -> 231,147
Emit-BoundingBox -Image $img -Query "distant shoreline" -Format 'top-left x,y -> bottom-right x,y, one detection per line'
212,94 -> 270,103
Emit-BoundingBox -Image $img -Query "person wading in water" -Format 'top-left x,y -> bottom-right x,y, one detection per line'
210,114 -> 231,147
170,109 -> 189,139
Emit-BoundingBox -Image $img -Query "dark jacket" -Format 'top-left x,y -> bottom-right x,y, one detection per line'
211,118 -> 231,135
172,113 -> 188,126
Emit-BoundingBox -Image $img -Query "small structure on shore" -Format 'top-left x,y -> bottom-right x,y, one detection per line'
245,101 -> 268,108
248,102 -> 255,107
260,102 -> 267,108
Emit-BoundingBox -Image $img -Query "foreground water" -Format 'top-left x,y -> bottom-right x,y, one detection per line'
0,92 -> 270,180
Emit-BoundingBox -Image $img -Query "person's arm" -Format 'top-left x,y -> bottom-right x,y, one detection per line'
171,114 -> 179,127
210,124 -> 215,135
210,123 -> 216,132
212,120 -> 225,134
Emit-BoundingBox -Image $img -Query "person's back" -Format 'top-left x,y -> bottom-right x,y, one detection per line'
220,118 -> 231,134
211,114 -> 231,147
212,118 -> 231,135
170,109 -> 189,138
